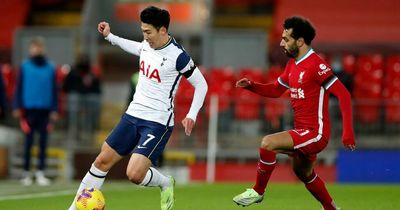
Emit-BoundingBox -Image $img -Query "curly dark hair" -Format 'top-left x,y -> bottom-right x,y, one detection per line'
283,16 -> 316,45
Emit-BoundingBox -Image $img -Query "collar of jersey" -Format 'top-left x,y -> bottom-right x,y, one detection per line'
155,36 -> 172,50
295,48 -> 314,65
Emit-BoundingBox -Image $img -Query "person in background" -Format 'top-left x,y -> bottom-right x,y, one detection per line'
63,55 -> 101,142
13,37 -> 58,186
0,69 -> 7,120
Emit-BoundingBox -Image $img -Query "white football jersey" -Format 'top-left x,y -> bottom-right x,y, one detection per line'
106,34 -> 195,126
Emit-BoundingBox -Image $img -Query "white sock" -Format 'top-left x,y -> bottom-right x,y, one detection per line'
139,167 -> 170,190
68,164 -> 108,210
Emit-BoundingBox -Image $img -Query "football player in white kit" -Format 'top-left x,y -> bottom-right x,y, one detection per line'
68,6 -> 208,210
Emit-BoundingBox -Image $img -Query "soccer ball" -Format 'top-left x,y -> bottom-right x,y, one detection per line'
75,187 -> 105,210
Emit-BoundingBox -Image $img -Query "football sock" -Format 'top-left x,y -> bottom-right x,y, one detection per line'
253,148 -> 276,195
303,171 -> 338,210
68,164 -> 108,210
139,167 -> 171,190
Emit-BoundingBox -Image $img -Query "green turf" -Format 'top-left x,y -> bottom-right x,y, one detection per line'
0,181 -> 399,210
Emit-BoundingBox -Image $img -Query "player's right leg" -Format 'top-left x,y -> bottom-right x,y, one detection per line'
292,153 -> 340,210
126,154 -> 174,210
233,131 -> 294,207
67,142 -> 123,210
127,118 -> 174,210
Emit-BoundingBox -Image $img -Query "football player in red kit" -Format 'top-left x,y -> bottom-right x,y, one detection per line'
233,16 -> 355,210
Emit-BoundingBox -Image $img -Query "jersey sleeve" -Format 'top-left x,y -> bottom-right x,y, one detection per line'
277,63 -> 290,89
314,62 -> 338,89
105,33 -> 143,56
176,51 -> 196,78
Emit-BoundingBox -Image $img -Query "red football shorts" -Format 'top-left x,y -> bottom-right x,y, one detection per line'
288,128 -> 329,162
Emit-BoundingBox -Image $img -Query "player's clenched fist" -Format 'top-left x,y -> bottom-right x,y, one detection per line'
98,21 -> 110,37
235,78 -> 252,88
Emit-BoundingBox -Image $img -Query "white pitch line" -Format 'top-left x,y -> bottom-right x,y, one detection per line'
0,190 -> 75,201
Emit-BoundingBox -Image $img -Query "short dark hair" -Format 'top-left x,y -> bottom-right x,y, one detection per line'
140,6 -> 170,31
283,16 -> 316,45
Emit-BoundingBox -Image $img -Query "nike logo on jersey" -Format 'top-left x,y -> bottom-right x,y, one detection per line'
139,60 -> 161,83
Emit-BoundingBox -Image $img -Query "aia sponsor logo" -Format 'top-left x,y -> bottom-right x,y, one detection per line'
139,60 -> 161,83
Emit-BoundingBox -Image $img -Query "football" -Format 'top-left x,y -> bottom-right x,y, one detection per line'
75,188 -> 105,210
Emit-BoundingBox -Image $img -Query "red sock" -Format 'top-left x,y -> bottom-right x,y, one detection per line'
252,148 -> 276,195
304,172 -> 337,210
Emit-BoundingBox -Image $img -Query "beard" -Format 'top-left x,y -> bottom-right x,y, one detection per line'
283,45 -> 299,58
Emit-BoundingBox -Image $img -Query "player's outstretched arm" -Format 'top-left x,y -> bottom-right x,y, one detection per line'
183,68 -> 208,136
328,80 -> 356,151
98,21 -> 142,56
236,78 -> 287,98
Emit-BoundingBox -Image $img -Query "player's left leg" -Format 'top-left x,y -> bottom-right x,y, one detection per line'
233,131 -> 294,207
292,154 -> 339,210
36,111 -> 51,186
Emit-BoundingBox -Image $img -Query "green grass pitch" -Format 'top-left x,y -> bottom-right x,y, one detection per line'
0,181 -> 399,210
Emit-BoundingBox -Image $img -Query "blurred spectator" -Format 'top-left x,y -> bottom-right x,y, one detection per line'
13,37 -> 58,186
0,69 -> 7,119
62,55 -> 101,142
331,54 -> 353,92
126,71 -> 139,107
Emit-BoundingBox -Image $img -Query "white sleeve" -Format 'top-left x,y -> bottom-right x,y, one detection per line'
105,33 -> 142,56
185,68 -> 208,122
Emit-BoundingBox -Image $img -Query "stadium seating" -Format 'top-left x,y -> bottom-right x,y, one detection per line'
205,67 -> 236,115
263,66 -> 288,129
233,67 -> 264,120
352,54 -> 384,124
1,64 -> 16,104
383,55 -> 400,123
341,53 -> 356,75
174,76 -> 194,122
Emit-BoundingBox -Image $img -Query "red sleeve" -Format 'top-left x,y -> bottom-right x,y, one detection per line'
327,79 -> 356,146
246,80 -> 287,98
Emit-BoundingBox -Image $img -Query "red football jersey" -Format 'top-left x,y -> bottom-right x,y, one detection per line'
278,49 -> 338,138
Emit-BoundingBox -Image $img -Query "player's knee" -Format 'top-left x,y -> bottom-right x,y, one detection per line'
261,136 -> 274,151
126,171 -> 144,185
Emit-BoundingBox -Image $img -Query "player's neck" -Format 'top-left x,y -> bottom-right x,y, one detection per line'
295,46 -> 312,61
157,35 -> 171,49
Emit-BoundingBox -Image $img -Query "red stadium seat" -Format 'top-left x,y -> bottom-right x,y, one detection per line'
233,88 -> 261,120
382,55 -> 400,123
263,66 -> 288,129
1,64 -> 16,102
237,67 -> 264,83
352,54 -> 385,123
383,89 -> 400,123
342,54 -> 356,75
174,77 -> 194,122
204,67 -> 236,115
233,67 -> 265,120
